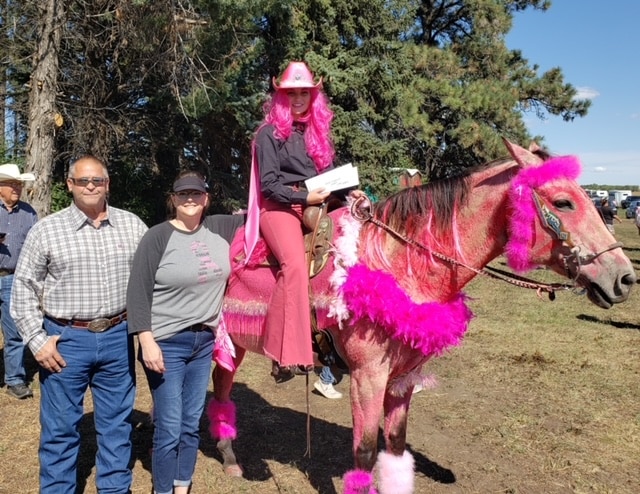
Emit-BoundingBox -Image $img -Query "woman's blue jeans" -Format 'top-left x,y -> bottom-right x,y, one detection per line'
144,327 -> 214,494
39,317 -> 135,494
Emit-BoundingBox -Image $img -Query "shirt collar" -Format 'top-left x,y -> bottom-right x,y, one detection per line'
0,200 -> 21,213
69,201 -> 112,230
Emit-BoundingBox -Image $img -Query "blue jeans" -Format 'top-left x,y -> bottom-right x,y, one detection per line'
143,327 -> 214,494
40,317 -> 135,494
320,365 -> 336,385
1,274 -> 27,386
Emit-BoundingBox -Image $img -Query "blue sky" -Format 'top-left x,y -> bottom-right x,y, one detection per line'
506,1 -> 640,187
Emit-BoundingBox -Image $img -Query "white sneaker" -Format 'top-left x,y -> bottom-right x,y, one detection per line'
412,383 -> 424,394
314,380 -> 343,399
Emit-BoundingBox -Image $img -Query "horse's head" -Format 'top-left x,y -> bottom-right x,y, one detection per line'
503,139 -> 636,308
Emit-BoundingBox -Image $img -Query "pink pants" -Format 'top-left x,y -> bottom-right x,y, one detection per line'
260,198 -> 313,367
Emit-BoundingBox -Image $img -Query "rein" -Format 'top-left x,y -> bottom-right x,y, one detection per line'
349,196 -> 620,300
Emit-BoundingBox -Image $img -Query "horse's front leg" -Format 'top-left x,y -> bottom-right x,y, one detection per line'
208,346 -> 246,477
377,391 -> 415,494
342,362 -> 388,494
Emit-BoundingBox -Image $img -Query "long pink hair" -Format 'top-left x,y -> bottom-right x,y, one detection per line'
256,88 -> 335,172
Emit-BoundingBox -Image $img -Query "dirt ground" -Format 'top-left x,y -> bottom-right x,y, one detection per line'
2,225 -> 640,493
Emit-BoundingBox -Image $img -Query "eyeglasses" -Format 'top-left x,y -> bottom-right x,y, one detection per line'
0,181 -> 23,188
69,177 -> 108,187
174,191 -> 205,199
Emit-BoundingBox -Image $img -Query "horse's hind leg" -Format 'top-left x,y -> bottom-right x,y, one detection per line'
377,392 -> 414,494
208,347 -> 246,477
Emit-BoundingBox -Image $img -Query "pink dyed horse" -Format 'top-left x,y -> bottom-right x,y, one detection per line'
208,139 -> 635,494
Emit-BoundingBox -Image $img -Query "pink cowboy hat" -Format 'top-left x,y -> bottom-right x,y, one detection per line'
272,61 -> 323,90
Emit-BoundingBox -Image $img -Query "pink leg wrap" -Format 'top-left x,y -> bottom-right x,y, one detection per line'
343,469 -> 378,494
375,450 -> 415,494
207,399 -> 237,440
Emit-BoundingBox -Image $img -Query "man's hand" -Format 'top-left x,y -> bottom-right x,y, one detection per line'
35,336 -> 67,373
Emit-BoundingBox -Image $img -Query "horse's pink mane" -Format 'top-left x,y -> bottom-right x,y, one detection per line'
505,155 -> 582,272
359,174 -> 472,274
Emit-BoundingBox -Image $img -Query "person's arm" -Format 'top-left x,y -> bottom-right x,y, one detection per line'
137,330 -> 165,373
126,224 -> 168,334
126,224 -> 170,373
10,223 -> 67,372
205,214 -> 246,244
256,126 -> 316,205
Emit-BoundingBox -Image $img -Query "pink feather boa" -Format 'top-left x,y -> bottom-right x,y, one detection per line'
339,264 -> 473,357
505,155 -> 581,273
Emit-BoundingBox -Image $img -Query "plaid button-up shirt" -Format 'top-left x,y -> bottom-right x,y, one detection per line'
11,202 -> 147,355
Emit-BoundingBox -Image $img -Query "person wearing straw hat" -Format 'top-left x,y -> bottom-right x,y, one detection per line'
0,163 -> 37,399
242,61 -> 362,388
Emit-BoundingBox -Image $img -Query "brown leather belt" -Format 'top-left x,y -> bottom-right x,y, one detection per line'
185,323 -> 209,332
0,269 -> 15,276
47,311 -> 127,333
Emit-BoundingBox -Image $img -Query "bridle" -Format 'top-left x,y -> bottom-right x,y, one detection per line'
350,192 -> 623,300
531,190 -> 623,284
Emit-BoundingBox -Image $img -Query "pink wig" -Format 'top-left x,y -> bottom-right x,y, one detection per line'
505,155 -> 581,272
260,88 -> 335,172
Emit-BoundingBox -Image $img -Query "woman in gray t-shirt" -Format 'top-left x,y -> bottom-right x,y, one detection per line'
126,171 -> 243,494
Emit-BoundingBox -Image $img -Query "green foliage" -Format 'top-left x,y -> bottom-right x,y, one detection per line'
4,0 -> 589,218
49,182 -> 72,213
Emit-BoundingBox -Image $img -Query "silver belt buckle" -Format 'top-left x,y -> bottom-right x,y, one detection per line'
87,318 -> 110,333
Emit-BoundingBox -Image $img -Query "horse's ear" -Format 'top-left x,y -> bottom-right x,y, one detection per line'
502,137 -> 544,168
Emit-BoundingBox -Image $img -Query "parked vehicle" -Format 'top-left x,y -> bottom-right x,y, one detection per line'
622,194 -> 640,209
609,190 -> 632,208
626,200 -> 640,219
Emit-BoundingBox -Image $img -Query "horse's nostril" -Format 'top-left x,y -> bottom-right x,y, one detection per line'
621,272 -> 637,287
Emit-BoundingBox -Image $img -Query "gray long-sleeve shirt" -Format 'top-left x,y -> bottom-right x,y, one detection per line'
126,214 -> 244,341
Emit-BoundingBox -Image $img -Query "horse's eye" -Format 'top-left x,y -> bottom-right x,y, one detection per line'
553,199 -> 574,210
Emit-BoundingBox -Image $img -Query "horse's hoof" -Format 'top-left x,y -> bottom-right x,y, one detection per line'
224,464 -> 243,477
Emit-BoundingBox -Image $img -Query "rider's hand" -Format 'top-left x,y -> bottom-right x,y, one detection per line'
307,188 -> 331,205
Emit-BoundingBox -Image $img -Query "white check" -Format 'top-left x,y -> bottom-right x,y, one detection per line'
304,163 -> 359,192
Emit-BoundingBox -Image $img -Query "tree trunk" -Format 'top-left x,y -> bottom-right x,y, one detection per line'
24,0 -> 63,217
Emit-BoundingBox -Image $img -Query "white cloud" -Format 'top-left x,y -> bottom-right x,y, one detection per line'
594,166 -> 607,172
574,86 -> 600,100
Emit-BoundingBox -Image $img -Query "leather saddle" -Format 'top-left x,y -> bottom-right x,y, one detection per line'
302,205 -> 333,278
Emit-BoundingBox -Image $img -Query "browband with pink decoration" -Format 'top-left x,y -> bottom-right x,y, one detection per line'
505,155 -> 582,273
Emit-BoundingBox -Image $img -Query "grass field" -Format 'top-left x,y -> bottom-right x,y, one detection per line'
1,217 -> 639,493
